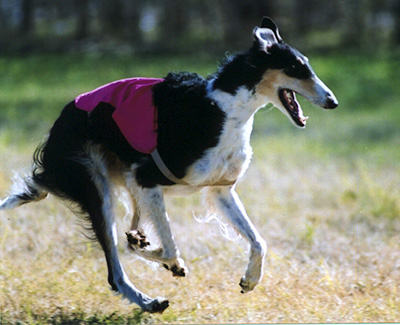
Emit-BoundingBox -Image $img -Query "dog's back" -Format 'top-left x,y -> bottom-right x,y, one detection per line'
1,17 -> 338,313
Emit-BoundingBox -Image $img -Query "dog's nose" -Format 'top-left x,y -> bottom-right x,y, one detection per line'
324,95 -> 338,109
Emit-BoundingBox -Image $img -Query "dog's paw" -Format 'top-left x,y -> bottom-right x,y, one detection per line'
239,275 -> 258,294
141,296 -> 170,313
163,257 -> 188,277
126,230 -> 150,249
151,298 -> 170,313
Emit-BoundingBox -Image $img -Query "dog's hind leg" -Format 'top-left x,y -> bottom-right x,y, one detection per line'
125,183 -> 187,277
78,154 -> 168,312
204,186 -> 267,293
38,153 -> 168,312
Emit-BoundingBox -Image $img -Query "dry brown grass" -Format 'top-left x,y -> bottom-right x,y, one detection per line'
1,133 -> 399,324
1,51 -> 400,324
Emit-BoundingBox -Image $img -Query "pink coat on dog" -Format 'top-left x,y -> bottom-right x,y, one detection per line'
75,78 -> 164,154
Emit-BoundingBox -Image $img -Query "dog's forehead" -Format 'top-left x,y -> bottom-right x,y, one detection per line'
285,46 -> 308,64
272,44 -> 312,68
264,43 -> 314,80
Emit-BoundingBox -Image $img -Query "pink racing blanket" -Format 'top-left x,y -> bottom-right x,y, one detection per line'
75,78 -> 164,154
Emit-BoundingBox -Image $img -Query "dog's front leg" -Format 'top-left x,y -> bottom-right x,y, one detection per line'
204,186 -> 267,293
126,185 -> 187,277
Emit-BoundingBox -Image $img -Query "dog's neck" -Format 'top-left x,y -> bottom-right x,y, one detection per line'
207,79 -> 269,128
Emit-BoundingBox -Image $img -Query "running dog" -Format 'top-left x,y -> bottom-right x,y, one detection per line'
0,17 -> 338,313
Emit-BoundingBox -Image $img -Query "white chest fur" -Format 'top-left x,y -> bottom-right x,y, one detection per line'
182,82 -> 267,186
185,116 -> 254,185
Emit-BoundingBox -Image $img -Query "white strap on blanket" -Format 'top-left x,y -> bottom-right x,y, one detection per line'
150,148 -> 236,187
151,149 -> 190,185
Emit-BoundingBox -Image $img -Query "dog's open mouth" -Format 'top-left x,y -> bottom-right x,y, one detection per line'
279,89 -> 309,127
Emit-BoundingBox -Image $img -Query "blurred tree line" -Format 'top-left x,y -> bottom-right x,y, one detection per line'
0,0 -> 399,54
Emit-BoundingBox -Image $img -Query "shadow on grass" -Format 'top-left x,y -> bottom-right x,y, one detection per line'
2,310 -> 151,325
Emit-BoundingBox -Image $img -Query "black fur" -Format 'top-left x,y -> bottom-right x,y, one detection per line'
212,41 -> 313,95
1,17 -> 339,313
269,44 -> 313,80
33,71 -> 226,196
13,185 -> 42,205
32,39 -> 314,197
148,72 -> 225,185
29,72 -> 228,278
33,103 -> 92,203
85,72 -> 227,187
260,17 -> 282,42
30,34 -> 317,248
212,46 -> 269,94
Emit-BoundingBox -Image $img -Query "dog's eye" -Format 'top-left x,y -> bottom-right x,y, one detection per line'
284,61 -> 311,79
284,64 -> 297,74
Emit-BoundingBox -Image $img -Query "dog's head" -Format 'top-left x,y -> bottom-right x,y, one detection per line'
254,17 -> 338,128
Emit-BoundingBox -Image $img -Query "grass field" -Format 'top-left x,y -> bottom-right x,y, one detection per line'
0,52 -> 399,324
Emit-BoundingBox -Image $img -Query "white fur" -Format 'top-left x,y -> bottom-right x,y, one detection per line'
146,80 -> 268,292
204,186 -> 267,292
0,173 -> 47,210
83,70 -> 335,305
117,79 -> 269,294
0,195 -> 21,210
180,80 -> 267,187
85,145 -> 117,245
308,75 -> 338,107
0,25 -> 338,313
85,144 -> 169,311
124,170 -> 187,274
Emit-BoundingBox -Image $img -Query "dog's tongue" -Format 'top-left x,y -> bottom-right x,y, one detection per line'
283,89 -> 308,126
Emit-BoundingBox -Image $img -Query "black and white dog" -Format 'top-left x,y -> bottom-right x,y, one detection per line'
0,18 -> 338,313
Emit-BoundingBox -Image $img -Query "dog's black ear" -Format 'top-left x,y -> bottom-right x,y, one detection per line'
253,26 -> 279,53
260,16 -> 282,43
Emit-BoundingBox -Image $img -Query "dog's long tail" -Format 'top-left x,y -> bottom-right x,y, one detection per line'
0,174 -> 48,210
1,141 -> 50,210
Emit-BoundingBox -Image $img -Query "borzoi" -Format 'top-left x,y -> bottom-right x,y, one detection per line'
0,17 -> 338,313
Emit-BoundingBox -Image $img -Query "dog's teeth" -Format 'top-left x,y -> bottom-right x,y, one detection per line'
300,116 -> 309,124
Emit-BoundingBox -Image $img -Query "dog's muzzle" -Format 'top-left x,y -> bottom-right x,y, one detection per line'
308,75 -> 338,110
322,93 -> 338,109
278,75 -> 338,128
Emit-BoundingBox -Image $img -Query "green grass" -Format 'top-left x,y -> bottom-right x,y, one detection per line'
0,53 -> 216,148
0,52 -> 399,323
